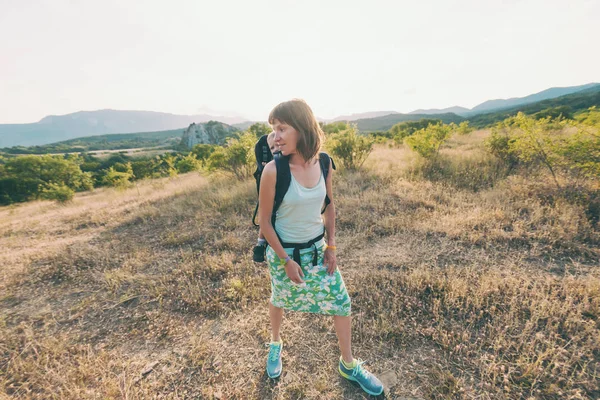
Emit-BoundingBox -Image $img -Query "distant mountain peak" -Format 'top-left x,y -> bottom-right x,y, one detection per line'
1,109 -> 250,148
408,106 -> 470,116
3,82 -> 599,148
470,82 -> 600,113
405,82 -> 600,117
327,111 -> 399,122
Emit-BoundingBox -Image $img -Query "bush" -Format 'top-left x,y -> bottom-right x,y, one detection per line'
404,122 -> 453,159
191,144 -> 216,166
453,121 -> 474,135
0,177 -> 41,205
484,130 -> 520,173
151,154 -> 178,178
39,182 -> 75,203
325,124 -> 374,170
102,163 -> 134,189
206,133 -> 256,179
485,112 -> 600,188
407,153 -> 510,192
575,106 -> 600,126
389,119 -> 441,146
176,153 -> 202,173
0,154 -> 93,205
130,160 -> 154,180
322,121 -> 350,135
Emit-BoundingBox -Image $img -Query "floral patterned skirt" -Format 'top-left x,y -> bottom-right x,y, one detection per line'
266,237 -> 352,316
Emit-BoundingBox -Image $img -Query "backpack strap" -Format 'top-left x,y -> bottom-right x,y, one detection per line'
318,152 -> 336,214
253,135 -> 269,181
271,153 -> 291,230
251,135 -> 274,227
251,202 -> 260,227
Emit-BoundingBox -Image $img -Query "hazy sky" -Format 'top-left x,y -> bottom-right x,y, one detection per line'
1,0 -> 599,123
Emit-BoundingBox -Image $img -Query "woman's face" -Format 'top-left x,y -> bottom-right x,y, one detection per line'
271,119 -> 298,156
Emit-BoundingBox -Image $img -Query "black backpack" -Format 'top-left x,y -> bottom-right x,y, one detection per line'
251,151 -> 336,228
253,134 -> 274,194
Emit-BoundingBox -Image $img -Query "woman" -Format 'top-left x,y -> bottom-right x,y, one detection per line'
258,99 -> 384,396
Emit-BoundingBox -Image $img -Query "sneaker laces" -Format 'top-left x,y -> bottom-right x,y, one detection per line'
266,342 -> 281,362
351,359 -> 370,380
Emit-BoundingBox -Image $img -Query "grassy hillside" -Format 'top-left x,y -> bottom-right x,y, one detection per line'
355,112 -> 466,131
468,85 -> 600,127
1,134 -> 598,398
0,128 -> 185,154
468,82 -> 599,114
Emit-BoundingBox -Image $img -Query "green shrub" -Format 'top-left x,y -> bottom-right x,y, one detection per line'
404,122 -> 453,159
0,177 -> 41,205
407,153 -> 509,192
454,121 -> 474,135
484,112 -> 600,188
102,163 -> 134,189
151,154 -> 178,178
176,153 -> 202,173
130,160 -> 154,180
322,121 -> 350,135
325,124 -> 374,170
389,119 -> 441,146
39,182 -> 75,203
206,132 -> 256,179
484,130 -> 520,173
191,144 -> 216,166
575,106 -> 600,126
0,154 -> 93,204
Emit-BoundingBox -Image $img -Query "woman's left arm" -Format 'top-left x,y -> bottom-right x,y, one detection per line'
323,158 -> 337,275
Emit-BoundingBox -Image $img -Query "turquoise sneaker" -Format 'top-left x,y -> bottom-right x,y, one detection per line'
265,340 -> 283,378
338,356 -> 384,396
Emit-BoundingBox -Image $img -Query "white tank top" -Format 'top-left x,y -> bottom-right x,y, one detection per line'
275,168 -> 326,243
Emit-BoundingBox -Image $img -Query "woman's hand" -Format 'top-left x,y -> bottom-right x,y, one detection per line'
284,260 -> 305,284
324,248 -> 337,275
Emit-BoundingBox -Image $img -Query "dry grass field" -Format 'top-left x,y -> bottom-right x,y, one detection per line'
1,131 -> 599,399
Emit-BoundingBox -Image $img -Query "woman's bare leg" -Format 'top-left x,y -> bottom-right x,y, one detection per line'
269,302 -> 284,342
334,315 -> 354,363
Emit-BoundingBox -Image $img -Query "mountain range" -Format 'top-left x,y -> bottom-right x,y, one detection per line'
0,82 -> 598,148
0,110 -> 247,148
407,83 -> 599,116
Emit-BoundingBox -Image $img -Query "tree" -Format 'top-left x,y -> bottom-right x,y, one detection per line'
0,155 -> 93,204
322,121 -> 350,135
247,122 -> 272,139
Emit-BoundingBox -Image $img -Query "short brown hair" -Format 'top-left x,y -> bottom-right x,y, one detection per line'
268,99 -> 325,162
